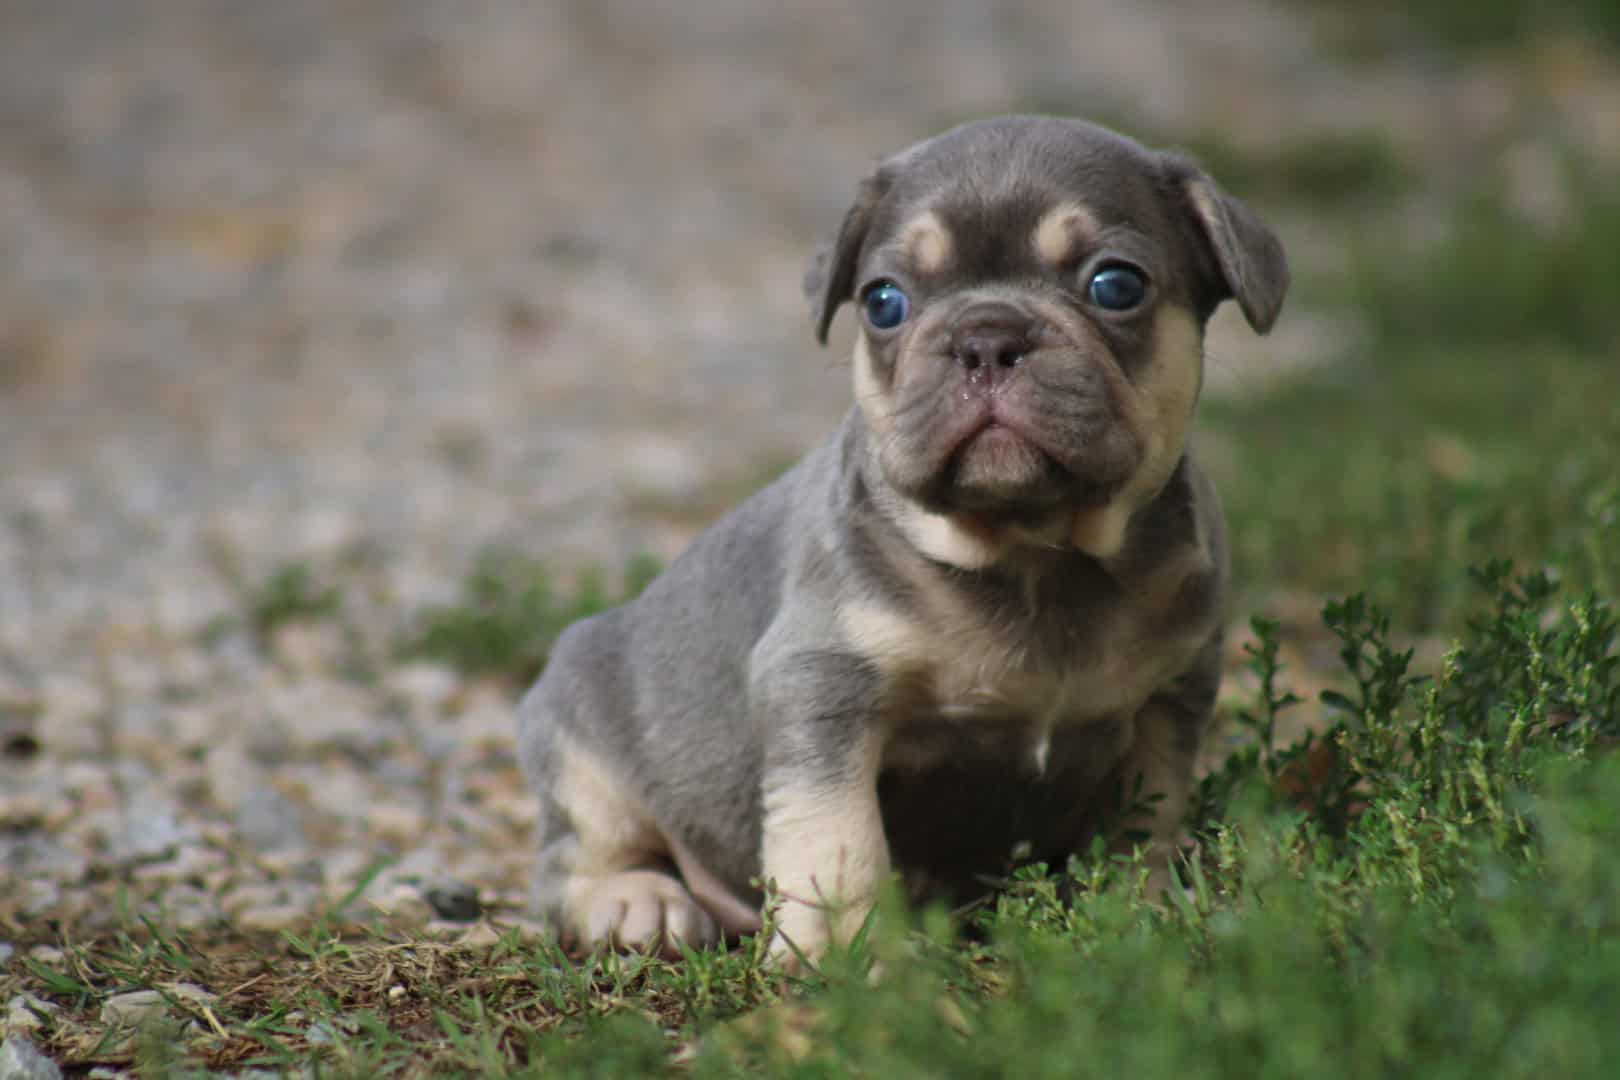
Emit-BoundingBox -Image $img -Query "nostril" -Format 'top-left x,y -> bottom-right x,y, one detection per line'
952,332 -> 1027,374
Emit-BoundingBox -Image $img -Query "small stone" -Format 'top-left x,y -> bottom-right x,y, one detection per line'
234,784 -> 307,852
100,989 -> 168,1028
236,904 -> 308,933
130,845 -> 224,885
366,802 -> 426,844
304,1020 -> 339,1045
422,880 -> 482,922
157,983 -> 217,1009
0,944 -> 12,964
384,663 -> 460,716
0,1035 -> 62,1080
112,792 -> 190,862
270,622 -> 346,679
14,882 -> 59,920
5,994 -> 59,1036
270,680 -> 383,753
0,795 -> 45,831
368,884 -> 434,924
221,883 -> 285,915
386,985 -> 406,1001
203,746 -> 262,814
453,922 -> 502,949
457,691 -> 515,751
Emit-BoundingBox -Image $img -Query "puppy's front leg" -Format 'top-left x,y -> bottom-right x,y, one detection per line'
1114,688 -> 1212,898
753,652 -> 889,966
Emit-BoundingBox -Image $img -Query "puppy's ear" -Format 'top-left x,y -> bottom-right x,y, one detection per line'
805,171 -> 888,345
1171,160 -> 1289,334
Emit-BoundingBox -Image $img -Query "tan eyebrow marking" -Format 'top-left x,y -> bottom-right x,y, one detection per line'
898,210 -> 954,274
1032,201 -> 1098,266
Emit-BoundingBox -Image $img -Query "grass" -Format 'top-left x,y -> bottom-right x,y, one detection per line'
1290,0 -> 1620,58
4,568 -> 1617,1075
399,550 -> 660,686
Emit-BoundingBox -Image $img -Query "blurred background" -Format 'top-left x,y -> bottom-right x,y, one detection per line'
1,1 -> 1616,932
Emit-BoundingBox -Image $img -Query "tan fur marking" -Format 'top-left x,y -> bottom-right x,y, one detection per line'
553,735 -> 662,879
1032,202 -> 1098,266
553,736 -> 757,944
893,503 -> 1005,570
762,742 -> 890,963
900,210 -> 954,274
839,602 -> 928,676
851,333 -> 895,438
1075,305 -> 1205,560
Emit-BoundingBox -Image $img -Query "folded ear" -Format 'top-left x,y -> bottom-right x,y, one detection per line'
805,171 -> 888,344
1174,163 -> 1289,334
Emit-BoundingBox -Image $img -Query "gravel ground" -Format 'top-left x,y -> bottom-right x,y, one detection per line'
2,0 -> 1615,959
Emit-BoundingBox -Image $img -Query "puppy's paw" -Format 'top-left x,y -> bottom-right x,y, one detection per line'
573,870 -> 719,958
764,893 -> 875,974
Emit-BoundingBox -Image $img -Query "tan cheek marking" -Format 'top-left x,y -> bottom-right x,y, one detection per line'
1032,202 -> 1098,266
1074,305 -> 1204,560
852,332 -> 896,438
900,210 -> 954,274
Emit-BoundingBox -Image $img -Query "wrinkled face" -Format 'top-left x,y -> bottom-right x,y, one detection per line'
811,117 -> 1287,560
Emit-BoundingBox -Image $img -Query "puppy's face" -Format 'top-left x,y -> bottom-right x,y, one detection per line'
808,117 -> 1288,560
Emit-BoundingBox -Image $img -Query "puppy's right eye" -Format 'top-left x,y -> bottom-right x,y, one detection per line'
861,281 -> 910,330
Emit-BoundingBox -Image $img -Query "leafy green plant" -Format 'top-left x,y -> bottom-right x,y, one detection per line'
401,549 -> 660,683
245,561 -> 344,643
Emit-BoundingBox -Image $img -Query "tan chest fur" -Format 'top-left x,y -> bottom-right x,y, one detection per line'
838,546 -> 1215,773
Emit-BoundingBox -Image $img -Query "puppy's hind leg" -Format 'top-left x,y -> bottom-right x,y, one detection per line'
526,727 -> 719,958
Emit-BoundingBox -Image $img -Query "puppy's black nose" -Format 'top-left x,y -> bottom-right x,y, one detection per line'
949,306 -> 1032,387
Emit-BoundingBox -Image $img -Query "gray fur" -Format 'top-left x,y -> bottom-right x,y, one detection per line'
517,115 -> 1286,943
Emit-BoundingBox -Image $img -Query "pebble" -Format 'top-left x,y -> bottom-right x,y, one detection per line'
269,622 -> 346,679
366,802 -> 427,844
422,879 -> 482,922
0,1036 -> 62,1080
234,783 -> 308,852
112,791 -> 191,862
203,745 -> 263,813
100,989 -> 168,1028
4,995 -> 59,1037
236,904 -> 309,933
384,663 -> 460,717
367,884 -> 434,924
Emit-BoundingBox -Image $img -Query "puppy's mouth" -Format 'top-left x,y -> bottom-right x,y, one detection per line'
927,398 -> 1117,517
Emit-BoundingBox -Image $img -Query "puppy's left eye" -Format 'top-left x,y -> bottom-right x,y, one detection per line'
1087,265 -> 1148,311
862,281 -> 910,330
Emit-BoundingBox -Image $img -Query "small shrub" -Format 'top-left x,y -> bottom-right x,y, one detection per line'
402,550 -> 660,684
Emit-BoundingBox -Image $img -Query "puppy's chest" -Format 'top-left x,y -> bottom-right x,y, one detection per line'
841,595 -> 1207,772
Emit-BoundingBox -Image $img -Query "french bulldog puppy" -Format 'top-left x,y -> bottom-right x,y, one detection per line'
517,115 -> 1287,962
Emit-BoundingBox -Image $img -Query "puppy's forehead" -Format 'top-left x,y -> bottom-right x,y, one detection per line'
872,117 -> 1175,269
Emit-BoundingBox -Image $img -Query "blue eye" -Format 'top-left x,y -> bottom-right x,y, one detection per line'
862,281 -> 910,330
1088,265 -> 1148,311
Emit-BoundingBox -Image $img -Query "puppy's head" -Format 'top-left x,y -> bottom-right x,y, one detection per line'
806,116 -> 1287,563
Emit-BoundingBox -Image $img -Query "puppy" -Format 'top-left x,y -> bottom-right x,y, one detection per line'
517,115 -> 1287,962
